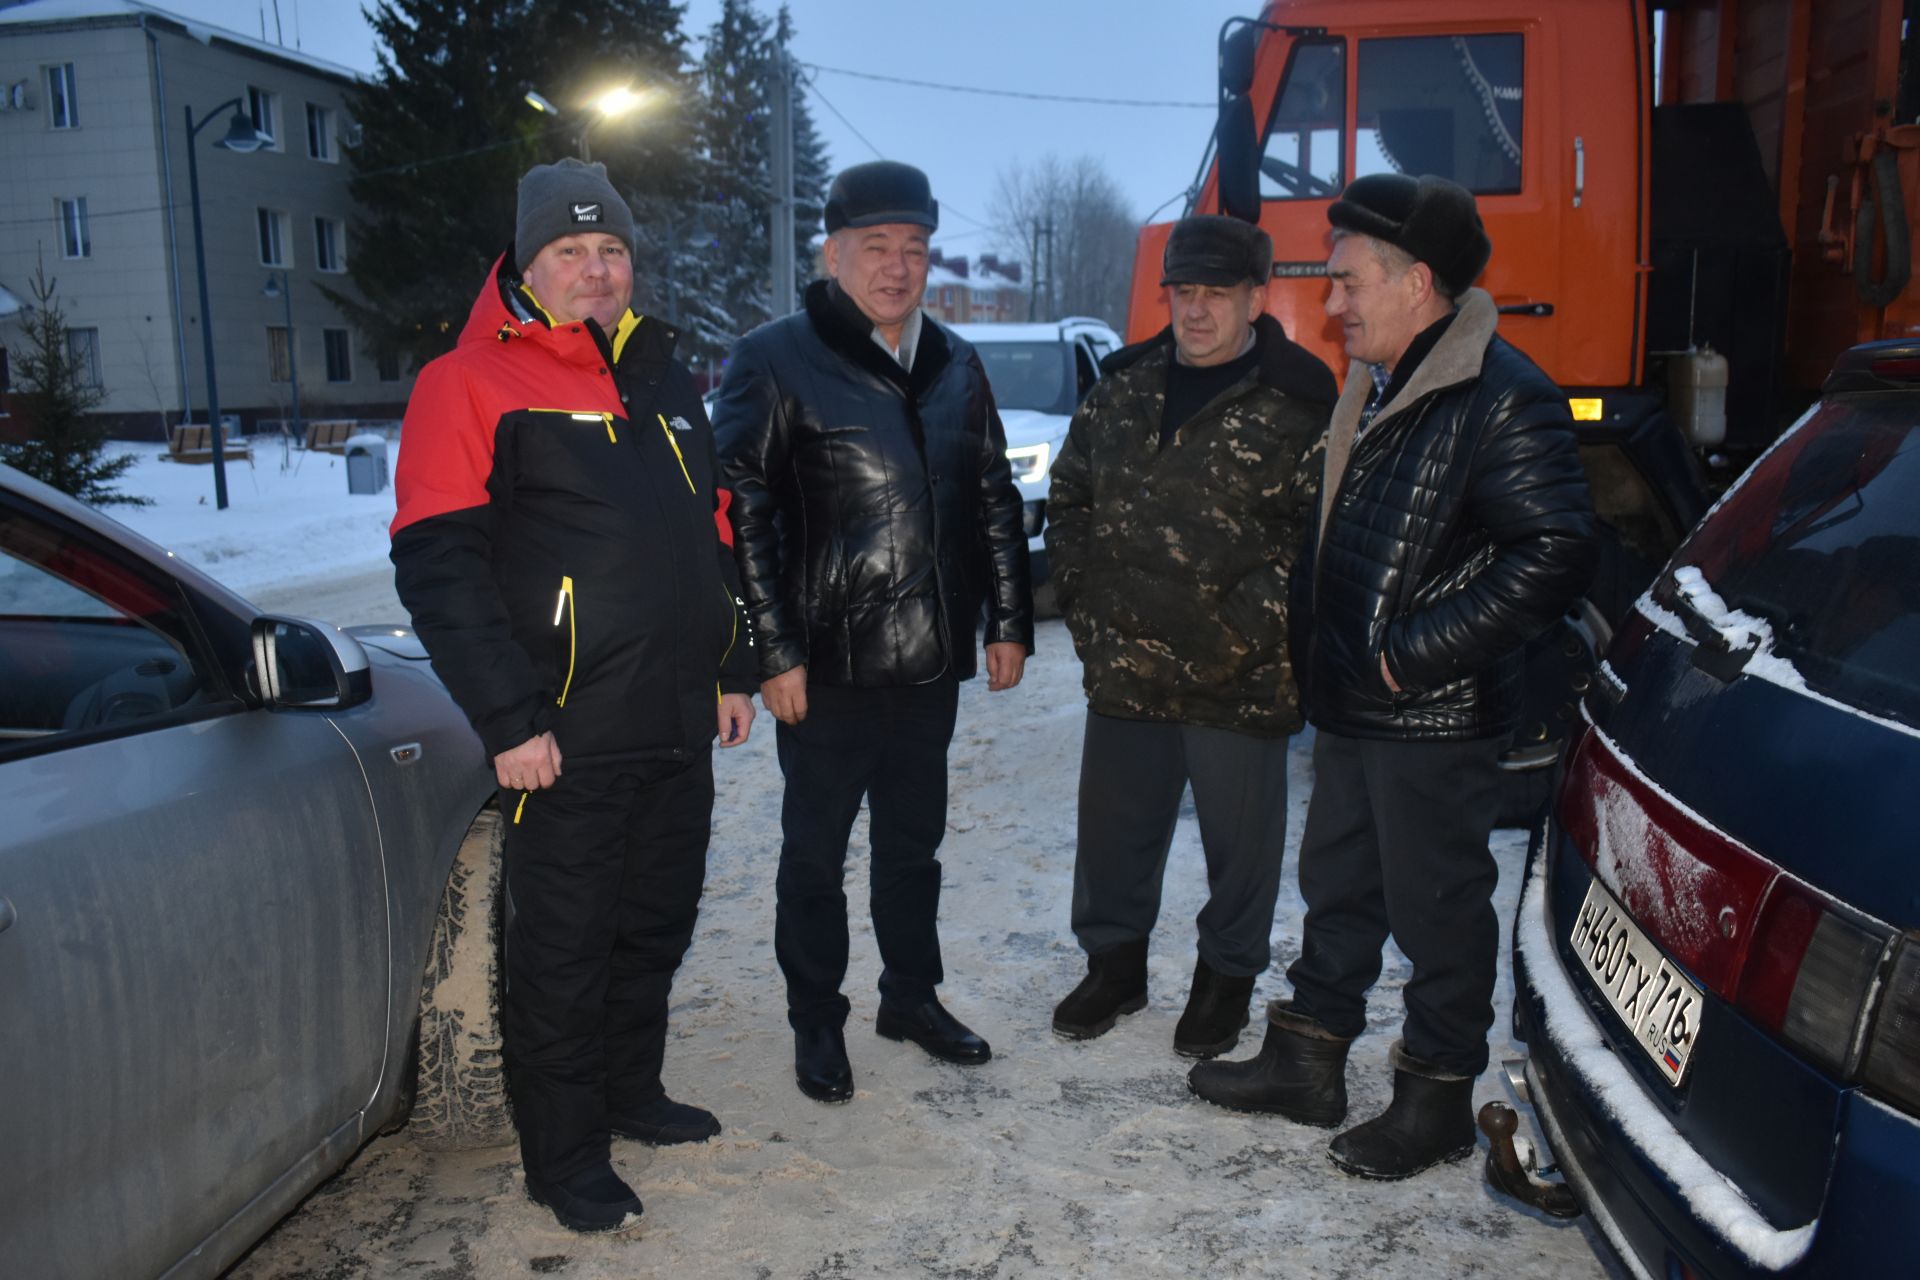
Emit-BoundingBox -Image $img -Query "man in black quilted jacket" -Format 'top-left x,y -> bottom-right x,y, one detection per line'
1189,174 -> 1597,1180
712,161 -> 1032,1104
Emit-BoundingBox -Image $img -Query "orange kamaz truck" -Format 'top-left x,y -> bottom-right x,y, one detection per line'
1132,0 -> 1920,805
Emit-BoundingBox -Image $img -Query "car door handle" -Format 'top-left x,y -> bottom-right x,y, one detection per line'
0,897 -> 15,935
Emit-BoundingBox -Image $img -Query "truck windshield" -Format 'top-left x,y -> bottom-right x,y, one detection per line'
1662,399 -> 1920,730
1261,39 -> 1345,201
975,342 -> 1074,415
1356,34 -> 1524,194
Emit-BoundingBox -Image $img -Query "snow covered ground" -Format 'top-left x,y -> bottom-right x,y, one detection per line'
100,442 -> 1621,1279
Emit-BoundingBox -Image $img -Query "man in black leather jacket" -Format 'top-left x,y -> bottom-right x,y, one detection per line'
1190,175 -> 1597,1180
713,161 -> 1033,1104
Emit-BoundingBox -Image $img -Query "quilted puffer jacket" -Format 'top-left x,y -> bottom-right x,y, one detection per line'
712,280 -> 1032,686
1308,288 -> 1598,741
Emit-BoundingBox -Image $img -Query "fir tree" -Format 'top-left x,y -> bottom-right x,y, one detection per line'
683,0 -> 831,366
332,0 -> 697,373
0,263 -> 145,507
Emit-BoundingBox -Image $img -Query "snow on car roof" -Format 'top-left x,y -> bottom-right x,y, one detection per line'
949,321 -> 1116,344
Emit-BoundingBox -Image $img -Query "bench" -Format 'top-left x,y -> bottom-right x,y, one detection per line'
166,423 -> 251,465
301,419 -> 359,454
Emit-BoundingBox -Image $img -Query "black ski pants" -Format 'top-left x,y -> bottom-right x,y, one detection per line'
773,677 -> 958,1031
1285,729 -> 1505,1076
1070,711 -> 1293,977
500,752 -> 712,1183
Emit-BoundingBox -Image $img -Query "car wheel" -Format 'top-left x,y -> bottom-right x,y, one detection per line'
409,806 -> 515,1151
1032,577 -> 1061,620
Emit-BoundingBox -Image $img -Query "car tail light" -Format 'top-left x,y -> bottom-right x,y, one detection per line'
1556,726 -> 1910,1107
1861,940 -> 1920,1113
1734,881 -> 1894,1077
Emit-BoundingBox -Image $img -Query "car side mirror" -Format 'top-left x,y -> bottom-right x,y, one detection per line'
249,614 -> 373,710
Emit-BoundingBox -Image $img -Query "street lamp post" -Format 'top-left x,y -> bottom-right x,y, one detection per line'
523,85 -> 652,163
183,99 -> 265,510
263,271 -> 302,456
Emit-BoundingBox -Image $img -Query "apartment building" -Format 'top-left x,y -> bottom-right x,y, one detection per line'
923,249 -> 1029,325
0,0 -> 406,439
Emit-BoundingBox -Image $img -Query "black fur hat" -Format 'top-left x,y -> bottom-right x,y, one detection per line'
824,160 -> 939,233
1160,214 -> 1273,286
1327,173 -> 1491,296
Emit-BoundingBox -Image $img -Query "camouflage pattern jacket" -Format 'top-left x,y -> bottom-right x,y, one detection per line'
1046,314 -> 1336,736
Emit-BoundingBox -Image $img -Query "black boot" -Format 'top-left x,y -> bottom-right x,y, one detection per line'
794,1025 -> 854,1104
1327,1041 -> 1478,1180
1172,958 -> 1256,1058
1186,1001 -> 1354,1127
1052,938 -> 1149,1040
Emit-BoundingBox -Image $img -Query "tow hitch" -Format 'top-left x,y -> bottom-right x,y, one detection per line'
1479,1058 -> 1582,1219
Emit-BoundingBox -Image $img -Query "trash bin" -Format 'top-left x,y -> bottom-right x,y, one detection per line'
344,433 -> 389,495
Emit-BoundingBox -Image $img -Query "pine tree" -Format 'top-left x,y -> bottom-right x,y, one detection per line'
682,0 -> 831,366
0,263 -> 145,507
332,0 -> 697,373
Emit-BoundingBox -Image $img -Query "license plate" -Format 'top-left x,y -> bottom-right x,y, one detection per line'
1568,877 -> 1704,1086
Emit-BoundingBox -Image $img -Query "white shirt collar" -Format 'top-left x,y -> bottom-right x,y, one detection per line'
871,308 -> 924,371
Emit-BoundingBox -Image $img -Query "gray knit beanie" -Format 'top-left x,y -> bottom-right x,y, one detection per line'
514,158 -> 635,271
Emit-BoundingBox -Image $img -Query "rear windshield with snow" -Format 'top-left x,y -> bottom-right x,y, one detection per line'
1661,398 -> 1920,730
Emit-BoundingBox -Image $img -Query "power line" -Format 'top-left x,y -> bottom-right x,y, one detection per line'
800,61 -> 1213,110
798,71 -> 992,234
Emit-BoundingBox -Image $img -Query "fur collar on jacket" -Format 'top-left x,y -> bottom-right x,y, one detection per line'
1319,286 -> 1498,545
802,278 -> 955,400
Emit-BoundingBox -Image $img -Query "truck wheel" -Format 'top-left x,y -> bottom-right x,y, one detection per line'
1496,598 -> 1613,828
409,806 -> 515,1151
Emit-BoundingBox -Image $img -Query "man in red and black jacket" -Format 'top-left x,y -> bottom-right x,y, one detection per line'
390,159 -> 756,1235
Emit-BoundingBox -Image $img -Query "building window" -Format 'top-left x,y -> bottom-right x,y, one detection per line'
257,208 -> 289,267
314,217 -> 345,273
267,326 -> 293,382
58,197 -> 90,258
306,104 -> 334,161
45,63 -> 76,129
247,86 -> 280,149
376,345 -> 402,382
68,327 -> 101,388
323,328 -> 351,382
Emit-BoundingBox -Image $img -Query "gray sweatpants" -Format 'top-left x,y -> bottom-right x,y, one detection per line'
1069,710 -> 1292,976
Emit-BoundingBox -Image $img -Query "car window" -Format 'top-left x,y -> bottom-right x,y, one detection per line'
1073,343 -> 1098,401
976,342 -> 1074,415
1662,399 -> 1920,729
0,505 -> 210,750
1356,34 -> 1524,195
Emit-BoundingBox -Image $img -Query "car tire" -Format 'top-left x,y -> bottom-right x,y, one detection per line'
409,806 -> 515,1151
1032,577 -> 1062,620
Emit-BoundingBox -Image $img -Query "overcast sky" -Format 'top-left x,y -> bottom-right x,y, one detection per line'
159,0 -> 1256,261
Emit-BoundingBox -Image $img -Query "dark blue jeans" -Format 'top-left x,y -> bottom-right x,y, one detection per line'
773,676 -> 959,1031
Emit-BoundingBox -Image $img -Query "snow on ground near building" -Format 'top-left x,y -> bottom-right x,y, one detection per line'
98,441 -> 1621,1277
109,440 -> 398,601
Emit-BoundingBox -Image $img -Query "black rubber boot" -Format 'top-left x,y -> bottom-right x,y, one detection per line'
1327,1041 -> 1479,1180
1052,939 -> 1149,1040
1186,1000 -> 1354,1127
1172,958 -> 1256,1058
524,1164 -> 643,1234
609,1095 -> 722,1145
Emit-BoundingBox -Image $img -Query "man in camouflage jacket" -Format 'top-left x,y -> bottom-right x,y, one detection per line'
1045,215 -> 1336,1058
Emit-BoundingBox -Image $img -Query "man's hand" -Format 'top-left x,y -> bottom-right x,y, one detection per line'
717,692 -> 756,747
495,731 -> 563,791
986,641 -> 1027,691
761,665 -> 809,725
1380,652 -> 1401,694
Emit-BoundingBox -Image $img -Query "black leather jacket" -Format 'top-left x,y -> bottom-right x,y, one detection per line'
713,281 -> 1032,686
1308,291 -> 1597,741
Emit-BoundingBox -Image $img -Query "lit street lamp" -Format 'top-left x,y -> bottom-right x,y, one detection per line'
184,99 -> 266,510
523,85 -> 654,162
263,271 -> 303,456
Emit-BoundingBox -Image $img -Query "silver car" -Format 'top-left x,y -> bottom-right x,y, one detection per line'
0,463 -> 511,1279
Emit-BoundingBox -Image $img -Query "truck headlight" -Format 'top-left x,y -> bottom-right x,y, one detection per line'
1005,442 -> 1051,484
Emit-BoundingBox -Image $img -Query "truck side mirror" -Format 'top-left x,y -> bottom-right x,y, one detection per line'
1217,95 -> 1262,224
1220,21 -> 1258,98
